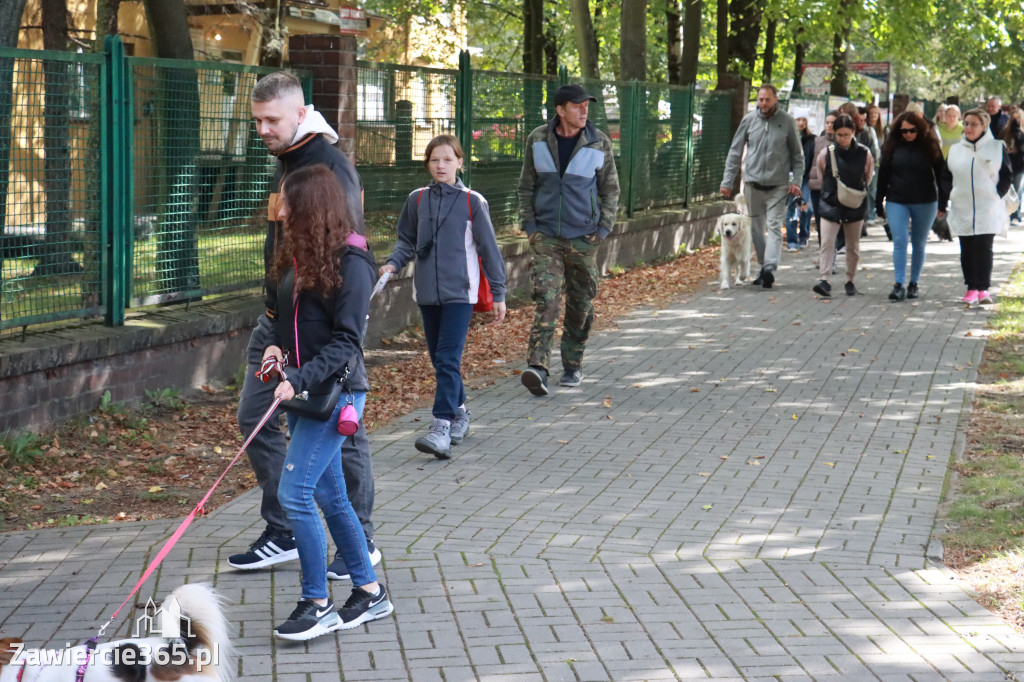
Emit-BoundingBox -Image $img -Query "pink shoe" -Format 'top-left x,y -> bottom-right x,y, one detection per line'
978,290 -> 993,304
961,290 -> 979,304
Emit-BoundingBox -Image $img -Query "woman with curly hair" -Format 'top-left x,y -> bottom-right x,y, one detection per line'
263,164 -> 394,640
875,111 -> 950,301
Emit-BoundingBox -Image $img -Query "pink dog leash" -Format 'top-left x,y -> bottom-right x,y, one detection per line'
95,389 -> 283,639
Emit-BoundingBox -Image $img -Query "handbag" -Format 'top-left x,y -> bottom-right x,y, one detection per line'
829,144 -> 868,209
279,372 -> 346,422
473,257 -> 493,313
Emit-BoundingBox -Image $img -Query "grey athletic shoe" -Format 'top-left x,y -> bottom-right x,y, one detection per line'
450,407 -> 471,444
415,418 -> 451,459
521,366 -> 549,396
559,369 -> 583,387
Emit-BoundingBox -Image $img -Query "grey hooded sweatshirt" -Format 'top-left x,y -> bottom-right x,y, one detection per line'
721,106 -> 804,191
386,179 -> 507,306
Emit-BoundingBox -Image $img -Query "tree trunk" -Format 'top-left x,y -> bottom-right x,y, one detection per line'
666,0 -> 682,85
792,27 -> 806,93
142,0 -> 201,296
720,0 -> 761,128
35,0 -> 81,276
762,18 -> 776,84
680,0 -> 701,86
715,0 -> 728,85
620,0 -> 647,81
569,0 -> 600,80
619,0 -> 648,214
830,21 -> 849,96
259,0 -> 284,67
94,0 -> 120,43
543,9 -> 558,76
0,0 -> 29,307
523,0 -> 543,74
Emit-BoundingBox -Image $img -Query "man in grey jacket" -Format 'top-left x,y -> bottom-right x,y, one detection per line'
517,84 -> 620,395
721,84 -> 804,288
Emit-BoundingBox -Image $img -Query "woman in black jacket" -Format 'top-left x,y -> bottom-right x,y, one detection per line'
812,114 -> 874,297
263,165 -> 394,641
875,111 -> 950,301
999,107 -> 1024,224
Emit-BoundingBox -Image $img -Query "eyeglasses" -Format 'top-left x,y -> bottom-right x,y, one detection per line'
900,128 -> 918,135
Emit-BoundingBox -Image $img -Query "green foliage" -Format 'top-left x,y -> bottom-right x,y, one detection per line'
0,430 -> 49,467
145,387 -> 183,409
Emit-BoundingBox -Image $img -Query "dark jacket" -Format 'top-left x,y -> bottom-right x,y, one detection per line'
387,179 -> 507,305
817,142 -> 872,223
875,145 -> 951,213
267,237 -> 377,394
990,110 -> 1010,139
800,129 -> 816,183
1002,118 -> 1024,175
264,131 -> 366,319
518,117 -> 620,239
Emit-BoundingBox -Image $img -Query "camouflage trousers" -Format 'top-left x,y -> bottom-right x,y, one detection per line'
527,232 -> 601,372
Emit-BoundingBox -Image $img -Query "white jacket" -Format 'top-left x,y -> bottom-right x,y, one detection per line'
946,130 -> 1010,237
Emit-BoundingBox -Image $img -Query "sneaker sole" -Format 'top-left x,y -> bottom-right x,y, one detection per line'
415,438 -> 451,459
559,380 -> 581,387
337,601 -> 395,631
228,547 -> 299,570
813,286 -> 830,297
327,548 -> 383,581
274,613 -> 342,641
521,372 -> 549,396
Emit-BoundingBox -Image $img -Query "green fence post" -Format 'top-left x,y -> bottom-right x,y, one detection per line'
624,80 -> 641,218
558,64 -> 568,87
684,85 -> 696,207
456,50 -> 472,187
103,35 -> 126,326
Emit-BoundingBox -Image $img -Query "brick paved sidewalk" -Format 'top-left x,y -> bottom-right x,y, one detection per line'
4,228 -> 1024,680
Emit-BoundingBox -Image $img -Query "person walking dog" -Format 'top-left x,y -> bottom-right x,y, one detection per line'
380,135 -> 507,458
231,71 -> 381,583
263,165 -> 393,640
518,83 -> 619,396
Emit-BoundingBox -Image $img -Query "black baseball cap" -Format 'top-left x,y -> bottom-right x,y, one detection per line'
553,84 -> 597,107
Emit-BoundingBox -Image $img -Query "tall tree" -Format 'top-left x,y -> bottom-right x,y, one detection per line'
36,0 -> 80,275
666,0 -> 683,84
620,0 -> 647,80
680,0 -> 701,85
142,0 -> 201,295
830,0 -> 856,96
0,0 -> 29,295
569,0 -> 600,79
761,18 -> 776,83
791,25 -> 807,93
523,0 -> 543,74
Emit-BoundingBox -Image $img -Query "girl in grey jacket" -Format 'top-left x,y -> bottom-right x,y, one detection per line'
381,135 -> 507,458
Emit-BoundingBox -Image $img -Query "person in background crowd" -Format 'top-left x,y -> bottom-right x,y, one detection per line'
987,96 -> 1009,138
875,111 -> 950,301
866,104 -> 886,144
942,108 -> 1013,305
998,106 -> 1024,225
381,135 -> 507,458
721,84 -> 804,288
808,111 -> 837,246
812,114 -> 874,298
786,113 -> 816,251
938,104 -> 963,158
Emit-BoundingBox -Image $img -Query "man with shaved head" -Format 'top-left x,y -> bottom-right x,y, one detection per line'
229,71 -> 381,581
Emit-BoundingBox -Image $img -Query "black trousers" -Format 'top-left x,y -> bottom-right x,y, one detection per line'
958,234 -> 995,291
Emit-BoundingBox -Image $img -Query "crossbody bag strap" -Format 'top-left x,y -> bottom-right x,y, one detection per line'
829,144 -> 840,179
961,145 -> 1000,186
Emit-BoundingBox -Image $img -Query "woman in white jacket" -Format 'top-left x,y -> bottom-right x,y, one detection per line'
942,109 -> 1014,305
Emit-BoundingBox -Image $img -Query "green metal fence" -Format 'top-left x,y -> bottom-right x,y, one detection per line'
1,40 -> 736,333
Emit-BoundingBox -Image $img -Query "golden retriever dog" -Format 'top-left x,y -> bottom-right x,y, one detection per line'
716,196 -> 753,289
0,584 -> 233,682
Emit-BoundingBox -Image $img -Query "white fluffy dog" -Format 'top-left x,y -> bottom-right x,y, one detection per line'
1,584 -> 234,682
716,195 -> 753,289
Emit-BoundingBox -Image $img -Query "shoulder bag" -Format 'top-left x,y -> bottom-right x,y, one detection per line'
829,144 -> 868,209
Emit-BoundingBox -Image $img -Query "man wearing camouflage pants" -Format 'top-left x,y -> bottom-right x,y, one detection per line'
517,84 -> 620,396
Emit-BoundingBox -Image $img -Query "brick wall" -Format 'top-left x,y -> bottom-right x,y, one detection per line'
288,34 -> 358,158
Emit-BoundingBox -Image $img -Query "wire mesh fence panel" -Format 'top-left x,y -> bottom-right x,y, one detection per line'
355,61 -> 457,250
466,70 -> 560,232
127,59 -> 292,306
688,91 -> 734,204
627,83 -> 694,212
575,77 -> 626,216
0,48 -> 105,331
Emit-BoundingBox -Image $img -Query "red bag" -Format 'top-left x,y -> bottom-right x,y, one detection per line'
474,257 -> 492,312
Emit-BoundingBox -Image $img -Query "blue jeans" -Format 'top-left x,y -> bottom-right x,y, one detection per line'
279,392 -> 375,600
420,303 -> 474,421
887,201 -> 937,285
785,181 -> 813,246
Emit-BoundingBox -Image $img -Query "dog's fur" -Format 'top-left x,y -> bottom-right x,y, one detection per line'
0,584 -> 234,682
716,194 -> 753,289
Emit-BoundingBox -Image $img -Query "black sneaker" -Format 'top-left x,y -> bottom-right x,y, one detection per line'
327,543 -> 383,581
521,366 -> 549,396
338,586 -> 394,630
559,369 -> 583,387
907,282 -> 919,299
845,281 -> 858,296
761,269 -> 774,289
813,280 -> 831,297
751,269 -> 765,286
273,598 -> 341,641
228,530 -> 298,570
889,283 -> 906,301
